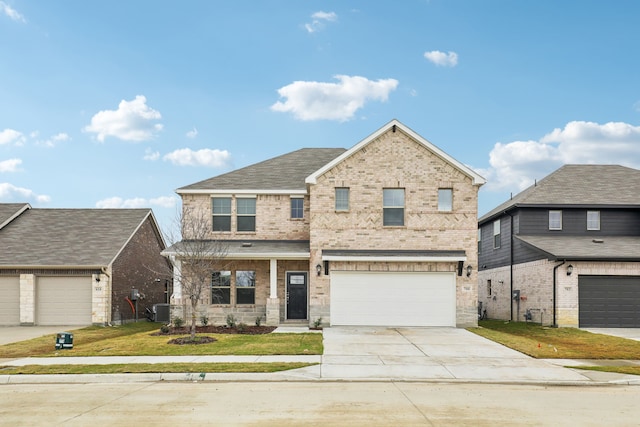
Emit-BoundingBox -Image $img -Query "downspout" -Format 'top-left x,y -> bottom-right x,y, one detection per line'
552,260 -> 565,327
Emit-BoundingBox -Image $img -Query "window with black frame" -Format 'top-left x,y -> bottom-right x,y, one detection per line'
211,271 -> 231,304
236,270 -> 256,304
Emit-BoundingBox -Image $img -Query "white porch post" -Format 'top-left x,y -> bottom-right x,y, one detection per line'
266,258 -> 280,326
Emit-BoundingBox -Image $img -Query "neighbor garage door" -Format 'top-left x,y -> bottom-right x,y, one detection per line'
0,276 -> 20,325
579,275 -> 640,327
330,271 -> 456,327
37,276 -> 92,325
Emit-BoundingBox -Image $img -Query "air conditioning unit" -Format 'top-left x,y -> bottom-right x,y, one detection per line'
153,304 -> 171,323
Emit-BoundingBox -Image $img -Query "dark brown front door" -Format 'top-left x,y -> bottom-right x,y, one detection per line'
286,272 -> 307,320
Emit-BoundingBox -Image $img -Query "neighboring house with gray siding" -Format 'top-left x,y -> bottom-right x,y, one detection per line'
165,120 -> 485,328
478,165 -> 640,327
0,204 -> 170,326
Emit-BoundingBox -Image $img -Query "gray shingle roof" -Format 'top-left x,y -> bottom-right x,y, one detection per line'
0,203 -> 29,229
480,165 -> 640,223
0,208 -> 155,267
177,148 -> 347,192
516,235 -> 640,261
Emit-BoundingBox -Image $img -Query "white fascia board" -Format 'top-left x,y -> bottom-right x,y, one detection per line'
321,255 -> 467,262
305,119 -> 486,186
227,252 -> 310,260
176,189 -> 307,195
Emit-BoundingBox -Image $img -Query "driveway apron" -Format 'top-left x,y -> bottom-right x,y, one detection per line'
321,326 -> 591,382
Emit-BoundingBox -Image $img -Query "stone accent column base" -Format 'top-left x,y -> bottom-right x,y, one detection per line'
266,298 -> 280,326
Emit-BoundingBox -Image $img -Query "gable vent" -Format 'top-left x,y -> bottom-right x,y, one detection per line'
242,242 -> 253,247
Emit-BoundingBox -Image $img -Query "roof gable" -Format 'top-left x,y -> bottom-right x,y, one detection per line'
177,148 -> 347,193
0,203 -> 31,230
479,164 -> 640,223
306,119 -> 486,186
0,208 -> 159,268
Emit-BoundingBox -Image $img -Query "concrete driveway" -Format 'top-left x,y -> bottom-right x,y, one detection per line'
0,326 -> 81,346
321,326 -> 591,382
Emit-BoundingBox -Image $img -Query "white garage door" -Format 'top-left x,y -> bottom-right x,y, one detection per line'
330,271 -> 456,327
0,276 -> 20,325
37,276 -> 92,325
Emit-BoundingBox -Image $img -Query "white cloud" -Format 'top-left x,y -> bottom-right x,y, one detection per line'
143,147 -> 160,161
84,95 -> 163,142
0,129 -> 26,146
271,75 -> 399,121
0,1 -> 25,23
482,120 -> 640,192
38,132 -> 70,148
96,196 -> 178,209
0,182 -> 50,203
186,128 -> 198,138
0,158 -> 22,173
424,50 -> 458,67
163,148 -> 231,167
305,11 -> 337,33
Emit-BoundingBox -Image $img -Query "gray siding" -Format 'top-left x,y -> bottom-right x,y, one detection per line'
519,208 -> 640,236
478,214 -> 513,270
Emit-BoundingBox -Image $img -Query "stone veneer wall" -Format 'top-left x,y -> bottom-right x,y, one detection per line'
308,127 -> 480,327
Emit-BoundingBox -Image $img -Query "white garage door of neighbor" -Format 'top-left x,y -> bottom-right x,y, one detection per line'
37,276 -> 92,325
0,276 -> 20,325
330,271 -> 456,327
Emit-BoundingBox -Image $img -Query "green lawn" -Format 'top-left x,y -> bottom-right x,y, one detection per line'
469,320 -> 640,376
0,322 -> 323,374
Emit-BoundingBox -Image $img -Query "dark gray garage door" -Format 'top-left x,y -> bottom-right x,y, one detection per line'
579,275 -> 640,327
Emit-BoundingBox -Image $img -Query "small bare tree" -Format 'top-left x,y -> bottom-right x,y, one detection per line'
163,206 -> 228,341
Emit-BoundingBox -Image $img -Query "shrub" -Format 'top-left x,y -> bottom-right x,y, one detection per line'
200,313 -> 209,326
172,316 -> 184,328
237,322 -> 248,333
255,316 -> 262,327
160,324 -> 170,334
226,314 -> 237,328
313,317 -> 323,329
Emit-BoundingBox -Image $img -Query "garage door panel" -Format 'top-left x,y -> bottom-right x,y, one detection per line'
0,277 -> 20,325
330,271 -> 456,327
37,277 -> 92,325
579,275 -> 640,328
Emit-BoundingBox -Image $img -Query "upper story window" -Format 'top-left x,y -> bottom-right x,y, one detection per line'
236,270 -> 256,304
290,197 -> 304,219
478,228 -> 482,254
211,271 -> 231,304
212,197 -> 232,232
383,188 -> 405,226
549,210 -> 562,230
438,188 -> 453,212
335,187 -> 350,211
493,219 -> 501,249
236,198 -> 256,232
587,211 -> 600,230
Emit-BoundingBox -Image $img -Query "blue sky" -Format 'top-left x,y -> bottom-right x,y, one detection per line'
2,1 -> 640,233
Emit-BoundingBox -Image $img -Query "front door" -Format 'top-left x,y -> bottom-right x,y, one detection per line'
286,272 -> 308,320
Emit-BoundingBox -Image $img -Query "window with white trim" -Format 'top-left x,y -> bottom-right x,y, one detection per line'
211,271 -> 231,304
587,211 -> 600,230
549,210 -> 562,230
290,198 -> 304,219
335,187 -> 349,211
212,198 -> 232,232
438,188 -> 453,212
383,188 -> 405,226
478,228 -> 482,254
493,219 -> 501,249
236,198 -> 256,232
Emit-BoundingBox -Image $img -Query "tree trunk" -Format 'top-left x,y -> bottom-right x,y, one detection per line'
190,298 -> 197,341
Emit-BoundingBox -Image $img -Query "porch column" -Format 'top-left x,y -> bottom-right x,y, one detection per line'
266,258 -> 280,326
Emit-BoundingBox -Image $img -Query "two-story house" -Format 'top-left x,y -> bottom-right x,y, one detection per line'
478,165 -> 640,328
167,120 -> 485,327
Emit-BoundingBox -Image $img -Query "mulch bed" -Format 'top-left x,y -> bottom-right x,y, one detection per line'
153,325 -> 277,337
167,336 -> 217,345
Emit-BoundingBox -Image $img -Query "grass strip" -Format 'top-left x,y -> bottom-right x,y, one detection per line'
0,362 -> 316,375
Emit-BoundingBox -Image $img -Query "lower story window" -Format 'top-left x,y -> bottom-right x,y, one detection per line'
236,270 -> 256,304
211,271 -> 231,304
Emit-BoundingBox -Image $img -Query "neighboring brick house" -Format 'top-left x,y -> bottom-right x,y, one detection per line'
166,120 -> 485,327
0,204 -> 170,326
478,165 -> 640,328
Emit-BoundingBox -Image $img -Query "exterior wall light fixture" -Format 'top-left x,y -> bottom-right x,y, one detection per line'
316,264 -> 322,276
566,265 -> 573,276
466,265 -> 472,277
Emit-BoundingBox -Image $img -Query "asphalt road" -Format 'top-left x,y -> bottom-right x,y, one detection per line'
1,381 -> 638,426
